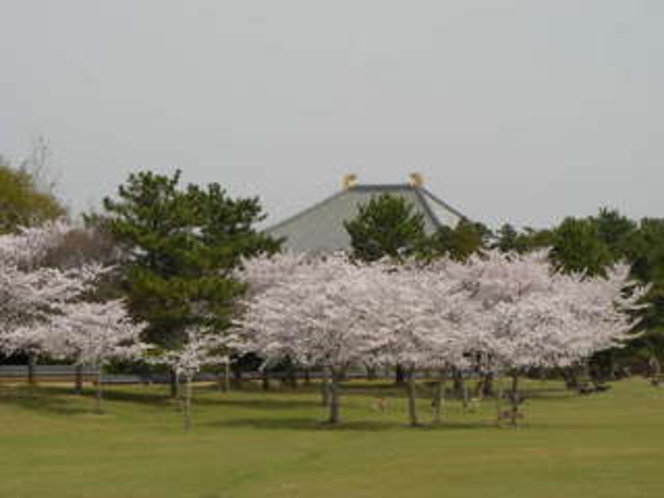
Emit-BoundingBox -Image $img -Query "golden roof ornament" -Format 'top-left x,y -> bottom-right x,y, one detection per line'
342,174 -> 358,190
409,173 -> 424,187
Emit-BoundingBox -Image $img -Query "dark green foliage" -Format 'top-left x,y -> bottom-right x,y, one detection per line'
493,224 -> 527,253
625,218 -> 664,284
549,217 -> 613,276
590,208 -> 636,261
520,227 -> 555,251
102,170 -> 281,348
492,224 -> 553,254
548,208 -> 636,277
621,218 -> 664,363
344,194 -> 427,262
424,220 -> 490,262
0,156 -> 65,234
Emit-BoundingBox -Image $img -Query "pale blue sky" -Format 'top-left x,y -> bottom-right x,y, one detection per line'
1,0 -> 663,228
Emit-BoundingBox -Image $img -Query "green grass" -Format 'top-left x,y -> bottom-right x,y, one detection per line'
0,378 -> 663,498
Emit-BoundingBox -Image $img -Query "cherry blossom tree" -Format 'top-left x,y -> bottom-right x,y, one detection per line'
239,249 -> 645,428
442,250 -> 646,425
238,254 -> 390,424
150,327 -> 228,429
232,253 -> 312,390
367,264 -> 471,426
239,254 -> 473,426
0,221 -> 109,385
238,252 -> 310,297
45,300 -> 145,413
0,263 -> 104,382
0,218 -> 72,268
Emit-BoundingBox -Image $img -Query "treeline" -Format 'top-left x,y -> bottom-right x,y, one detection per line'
346,194 -> 664,375
1,156 -> 662,377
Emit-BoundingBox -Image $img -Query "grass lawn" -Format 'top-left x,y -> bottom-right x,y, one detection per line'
0,377 -> 663,498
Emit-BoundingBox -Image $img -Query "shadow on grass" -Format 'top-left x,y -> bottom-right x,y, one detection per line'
205,397 -> 321,410
209,416 -> 494,432
0,384 -> 324,416
0,384 -> 177,416
90,387 -> 172,406
0,385 -> 89,416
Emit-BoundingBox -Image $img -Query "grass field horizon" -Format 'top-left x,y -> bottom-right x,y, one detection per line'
1,378 -> 663,497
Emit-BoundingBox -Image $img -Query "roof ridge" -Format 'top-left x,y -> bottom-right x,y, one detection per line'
265,184 -> 416,232
419,187 -> 468,221
350,183 -> 413,191
264,184 -> 469,245
413,188 -> 443,229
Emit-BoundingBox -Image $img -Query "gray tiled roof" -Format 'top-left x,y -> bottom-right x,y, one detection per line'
265,184 -> 467,253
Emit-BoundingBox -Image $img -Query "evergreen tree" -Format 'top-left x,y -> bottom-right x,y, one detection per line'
101,170 -> 281,351
424,220 -> 490,262
494,223 -> 519,253
623,218 -> 664,374
344,194 -> 426,262
491,224 -> 553,255
549,217 -> 612,276
590,207 -> 636,261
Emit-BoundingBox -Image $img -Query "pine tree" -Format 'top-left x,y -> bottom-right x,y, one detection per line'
101,170 -> 281,372
424,220 -> 490,262
344,194 -> 426,263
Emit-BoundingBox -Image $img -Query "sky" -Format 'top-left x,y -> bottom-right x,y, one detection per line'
1,0 -> 663,229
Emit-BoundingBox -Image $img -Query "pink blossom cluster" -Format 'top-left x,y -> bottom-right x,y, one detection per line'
237,250 -> 646,376
0,221 -> 145,369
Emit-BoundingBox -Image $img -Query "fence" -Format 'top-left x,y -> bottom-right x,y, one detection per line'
0,365 -> 152,384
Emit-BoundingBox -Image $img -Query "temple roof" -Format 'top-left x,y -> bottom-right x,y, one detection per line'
265,177 -> 467,253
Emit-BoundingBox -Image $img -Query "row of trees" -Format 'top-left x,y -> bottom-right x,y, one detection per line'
237,251 -> 644,426
0,168 -> 280,428
0,220 -> 642,428
0,220 -> 235,427
0,161 -> 659,429
346,195 -> 664,376
0,221 -> 144,412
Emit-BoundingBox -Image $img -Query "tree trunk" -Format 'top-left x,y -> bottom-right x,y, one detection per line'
366,366 -> 377,381
287,365 -> 298,388
395,364 -> 406,385
327,370 -> 342,424
169,369 -> 179,398
452,369 -> 469,409
27,353 -> 38,386
480,372 -> 494,398
74,364 -> 84,395
94,365 -> 104,414
582,360 -> 592,386
508,374 -> 520,427
321,375 -> 330,407
561,365 -> 580,390
494,376 -> 504,427
222,361 -> 231,392
452,368 -> 467,405
261,369 -> 271,391
405,369 -> 420,427
432,372 -> 445,425
232,366 -> 243,390
303,368 -> 311,386
183,375 -> 193,430
608,351 -> 617,380
649,353 -> 662,386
